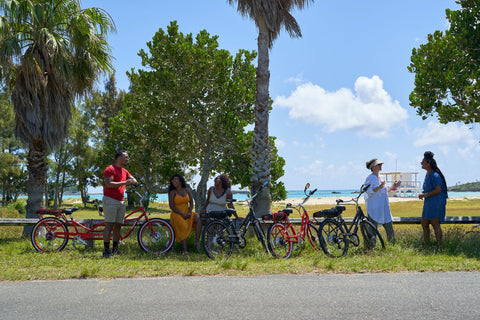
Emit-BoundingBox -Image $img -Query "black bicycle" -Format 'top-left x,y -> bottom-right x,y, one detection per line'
315,184 -> 385,258
201,181 -> 269,259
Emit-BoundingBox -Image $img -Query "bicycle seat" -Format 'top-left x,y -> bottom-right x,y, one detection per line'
63,208 -> 79,215
313,206 -> 345,218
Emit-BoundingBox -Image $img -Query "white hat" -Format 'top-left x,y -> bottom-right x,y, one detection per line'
367,159 -> 384,170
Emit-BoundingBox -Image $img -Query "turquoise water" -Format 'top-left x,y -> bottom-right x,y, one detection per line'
72,189 -> 480,202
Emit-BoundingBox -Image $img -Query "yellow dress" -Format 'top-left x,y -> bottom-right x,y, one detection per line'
170,192 -> 198,242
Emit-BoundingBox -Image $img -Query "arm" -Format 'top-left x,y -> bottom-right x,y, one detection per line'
186,188 -> 194,216
387,180 -> 401,192
226,188 -> 239,219
104,175 -> 137,188
419,184 -> 442,200
205,187 -> 212,211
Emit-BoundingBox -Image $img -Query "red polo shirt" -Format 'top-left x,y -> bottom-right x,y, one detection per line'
103,164 -> 131,201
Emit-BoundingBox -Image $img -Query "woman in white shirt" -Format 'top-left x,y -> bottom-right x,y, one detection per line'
205,174 -> 240,219
364,158 -> 401,244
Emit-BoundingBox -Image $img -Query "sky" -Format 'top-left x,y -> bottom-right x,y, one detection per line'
83,0 -> 479,190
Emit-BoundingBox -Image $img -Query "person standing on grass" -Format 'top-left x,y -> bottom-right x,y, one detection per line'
102,150 -> 137,258
418,151 -> 447,249
364,158 -> 401,245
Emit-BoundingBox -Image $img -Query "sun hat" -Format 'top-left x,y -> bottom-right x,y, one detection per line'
367,159 -> 384,170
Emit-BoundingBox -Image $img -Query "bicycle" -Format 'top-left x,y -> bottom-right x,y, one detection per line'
316,183 -> 385,258
31,184 -> 175,254
263,183 -> 321,259
201,181 -> 269,259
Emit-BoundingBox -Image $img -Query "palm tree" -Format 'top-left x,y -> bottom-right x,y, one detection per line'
228,0 -> 314,215
0,0 -> 115,233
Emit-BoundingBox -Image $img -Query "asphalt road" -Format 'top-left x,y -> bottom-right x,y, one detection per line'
1,272 -> 479,320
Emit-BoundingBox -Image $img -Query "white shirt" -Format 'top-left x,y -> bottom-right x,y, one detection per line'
364,174 -> 393,224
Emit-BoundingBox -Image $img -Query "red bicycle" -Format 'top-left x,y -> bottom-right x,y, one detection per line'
31,184 -> 175,254
263,183 -> 321,259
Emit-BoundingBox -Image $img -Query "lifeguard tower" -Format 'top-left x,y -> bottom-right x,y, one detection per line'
381,172 -> 421,198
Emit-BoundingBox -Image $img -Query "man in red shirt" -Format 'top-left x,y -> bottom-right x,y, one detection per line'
102,150 -> 137,258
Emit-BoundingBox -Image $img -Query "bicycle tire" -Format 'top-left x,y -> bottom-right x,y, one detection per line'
201,220 -> 233,259
318,219 -> 348,258
31,217 -> 69,252
252,219 -> 269,253
360,220 -> 386,251
267,224 -> 292,259
137,218 -> 175,254
306,222 -> 322,252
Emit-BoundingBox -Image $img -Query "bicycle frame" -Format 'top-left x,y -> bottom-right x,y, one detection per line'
266,183 -> 321,258
36,196 -> 151,244
334,198 -> 367,237
32,184 -> 175,254
201,181 -> 269,259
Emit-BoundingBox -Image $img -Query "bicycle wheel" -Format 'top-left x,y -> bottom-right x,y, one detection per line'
359,220 -> 386,251
267,224 -> 292,259
137,218 -> 175,254
306,222 -> 322,252
252,220 -> 269,253
318,219 -> 348,258
31,217 -> 68,252
201,221 -> 233,260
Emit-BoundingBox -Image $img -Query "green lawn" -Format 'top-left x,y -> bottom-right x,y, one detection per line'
0,198 -> 479,281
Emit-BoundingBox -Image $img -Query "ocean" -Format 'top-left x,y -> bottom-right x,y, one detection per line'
70,189 -> 480,202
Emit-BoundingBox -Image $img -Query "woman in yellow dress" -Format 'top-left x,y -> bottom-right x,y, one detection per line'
168,173 -> 201,254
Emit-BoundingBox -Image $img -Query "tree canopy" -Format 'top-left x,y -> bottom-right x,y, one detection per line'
408,0 -> 480,124
108,21 -> 286,210
0,0 -> 116,228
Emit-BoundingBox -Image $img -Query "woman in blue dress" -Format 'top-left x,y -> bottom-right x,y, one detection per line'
418,151 -> 448,248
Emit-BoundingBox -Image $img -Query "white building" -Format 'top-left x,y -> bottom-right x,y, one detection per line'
381,172 -> 421,198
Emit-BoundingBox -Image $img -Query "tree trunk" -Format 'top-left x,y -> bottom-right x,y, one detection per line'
251,22 -> 272,217
23,140 -> 47,236
195,149 -> 215,213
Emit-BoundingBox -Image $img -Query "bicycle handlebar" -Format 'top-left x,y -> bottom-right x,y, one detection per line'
335,184 -> 370,205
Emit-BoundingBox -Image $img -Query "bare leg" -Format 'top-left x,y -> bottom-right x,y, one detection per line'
430,217 -> 442,249
103,222 -> 113,243
182,239 -> 188,254
194,215 -> 202,251
421,217 -> 431,245
112,222 -> 122,242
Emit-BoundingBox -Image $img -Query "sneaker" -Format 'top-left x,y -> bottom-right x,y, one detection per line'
112,248 -> 121,256
103,250 -> 111,258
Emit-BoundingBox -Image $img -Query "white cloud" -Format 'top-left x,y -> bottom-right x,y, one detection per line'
413,121 -> 478,156
275,139 -> 286,149
274,75 -> 408,137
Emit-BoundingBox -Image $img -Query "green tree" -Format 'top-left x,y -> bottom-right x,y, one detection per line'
115,21 -> 258,210
68,104 -> 99,206
0,87 -> 26,205
408,0 -> 480,123
228,0 -> 314,215
110,22 -> 286,211
0,0 -> 115,233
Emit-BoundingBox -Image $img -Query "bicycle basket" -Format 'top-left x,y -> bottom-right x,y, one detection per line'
313,206 -> 345,218
207,209 -> 235,219
262,209 -> 292,221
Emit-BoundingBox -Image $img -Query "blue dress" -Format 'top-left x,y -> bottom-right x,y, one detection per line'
422,171 -> 447,223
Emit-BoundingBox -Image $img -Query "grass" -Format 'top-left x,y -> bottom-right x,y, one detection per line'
0,198 -> 479,281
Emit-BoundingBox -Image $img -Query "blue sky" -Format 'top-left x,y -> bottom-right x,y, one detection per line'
84,0 -> 479,190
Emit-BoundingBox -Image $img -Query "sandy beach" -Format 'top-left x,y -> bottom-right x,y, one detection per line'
274,195 -> 480,206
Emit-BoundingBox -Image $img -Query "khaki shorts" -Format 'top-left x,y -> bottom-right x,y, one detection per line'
102,196 -> 126,223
